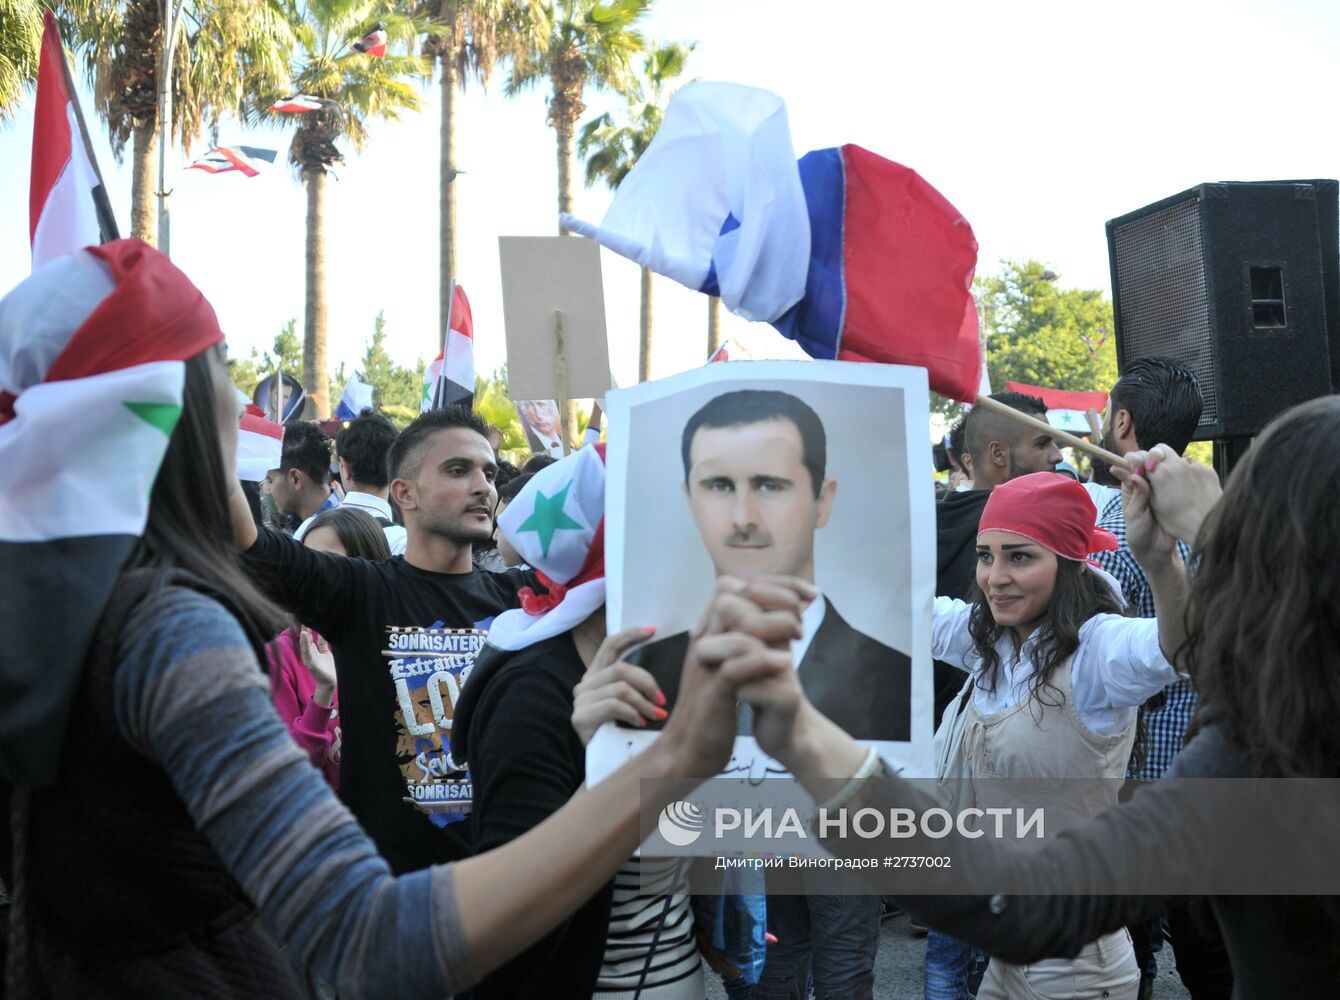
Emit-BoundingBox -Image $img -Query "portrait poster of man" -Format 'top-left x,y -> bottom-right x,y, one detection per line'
514,399 -> 565,458
591,360 -> 936,792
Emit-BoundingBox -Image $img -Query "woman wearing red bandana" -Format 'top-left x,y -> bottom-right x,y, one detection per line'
918,471 -> 1188,999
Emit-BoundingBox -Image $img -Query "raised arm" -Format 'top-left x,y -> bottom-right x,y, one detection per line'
1116,450 -> 1191,666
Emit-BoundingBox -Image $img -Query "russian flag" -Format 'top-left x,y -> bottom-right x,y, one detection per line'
562,83 -> 982,402
423,283 -> 474,411
30,12 -> 106,270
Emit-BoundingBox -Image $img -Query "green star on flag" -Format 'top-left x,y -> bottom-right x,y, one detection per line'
515,481 -> 583,558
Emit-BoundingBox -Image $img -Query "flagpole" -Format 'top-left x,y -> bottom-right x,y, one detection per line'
973,394 -> 1129,469
156,0 -> 188,255
52,19 -> 120,243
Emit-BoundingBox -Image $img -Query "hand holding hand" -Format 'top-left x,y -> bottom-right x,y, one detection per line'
1119,447 -> 1221,544
657,576 -> 812,779
299,627 -> 337,708
1114,447 -> 1179,569
571,626 -> 665,744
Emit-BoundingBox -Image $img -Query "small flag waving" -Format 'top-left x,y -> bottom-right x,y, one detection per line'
237,404 -> 284,480
563,83 -> 982,402
1004,382 -> 1108,434
423,283 -> 474,411
269,95 -> 326,114
335,374 -> 375,420
351,25 -> 387,58
187,145 -> 277,177
30,11 -> 113,270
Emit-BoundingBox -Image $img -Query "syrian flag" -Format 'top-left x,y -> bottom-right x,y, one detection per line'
269,94 -> 326,114
0,240 -> 225,786
187,145 -> 277,177
30,11 -> 115,270
351,25 -> 387,58
238,404 -> 284,480
563,82 -> 982,402
1004,381 -> 1108,434
423,283 -> 474,411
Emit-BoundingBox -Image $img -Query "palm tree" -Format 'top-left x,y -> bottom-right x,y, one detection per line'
263,0 -> 430,417
577,40 -> 689,382
507,0 -> 646,433
420,0 -> 543,349
64,0 -> 292,242
0,0 -> 43,122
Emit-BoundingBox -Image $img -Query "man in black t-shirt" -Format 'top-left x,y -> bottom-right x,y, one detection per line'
230,407 -> 536,873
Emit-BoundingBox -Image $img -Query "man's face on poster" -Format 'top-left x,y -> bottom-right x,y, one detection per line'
521,400 -> 560,436
683,417 -> 836,582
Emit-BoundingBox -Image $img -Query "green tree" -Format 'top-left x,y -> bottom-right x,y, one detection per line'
422,0 -> 544,348
1,0 -> 43,121
932,259 -> 1118,424
357,309 -> 426,426
473,365 -> 529,464
63,0 -> 293,242
261,0 -> 433,417
227,317 -> 303,397
577,38 -> 690,382
507,0 -> 647,432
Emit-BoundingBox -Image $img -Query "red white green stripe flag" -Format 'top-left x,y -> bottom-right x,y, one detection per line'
0,240 -> 224,785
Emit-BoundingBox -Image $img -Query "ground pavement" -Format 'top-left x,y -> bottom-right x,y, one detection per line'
704,910 -> 1193,998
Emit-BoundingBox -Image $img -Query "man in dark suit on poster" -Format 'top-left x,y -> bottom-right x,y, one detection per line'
629,388 -> 912,741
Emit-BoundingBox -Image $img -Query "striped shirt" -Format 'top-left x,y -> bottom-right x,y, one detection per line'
114,586 -> 470,998
595,858 -> 704,1000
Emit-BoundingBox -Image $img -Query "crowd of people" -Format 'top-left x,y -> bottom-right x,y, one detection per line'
2,240 -> 1337,1000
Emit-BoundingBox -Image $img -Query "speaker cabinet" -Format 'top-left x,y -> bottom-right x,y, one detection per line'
1106,181 -> 1337,440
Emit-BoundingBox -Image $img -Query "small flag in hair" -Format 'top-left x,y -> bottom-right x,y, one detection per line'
269,94 -> 326,114
351,25 -> 387,58
423,283 -> 474,411
187,146 -> 277,177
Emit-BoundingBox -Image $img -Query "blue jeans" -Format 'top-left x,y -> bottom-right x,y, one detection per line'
752,894 -> 881,1000
924,930 -> 985,1000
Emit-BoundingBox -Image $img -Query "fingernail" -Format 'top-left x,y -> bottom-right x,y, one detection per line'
654,690 -> 667,707
765,933 -> 778,944
636,716 -> 647,727
652,707 -> 668,720
641,625 -> 657,634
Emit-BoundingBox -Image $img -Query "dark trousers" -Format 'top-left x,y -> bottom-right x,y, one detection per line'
1166,897 -> 1234,999
752,894 -> 881,1000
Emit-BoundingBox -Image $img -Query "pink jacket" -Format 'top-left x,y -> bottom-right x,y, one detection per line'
268,630 -> 341,789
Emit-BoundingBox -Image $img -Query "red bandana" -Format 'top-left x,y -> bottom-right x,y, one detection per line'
978,471 -> 1119,561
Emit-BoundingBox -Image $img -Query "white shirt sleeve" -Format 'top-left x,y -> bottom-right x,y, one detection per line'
931,596 -> 978,672
1070,614 -> 1182,733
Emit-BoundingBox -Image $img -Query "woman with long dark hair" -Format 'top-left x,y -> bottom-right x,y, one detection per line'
920,470 -> 1188,998
0,242 -> 800,999
723,404 -> 1340,996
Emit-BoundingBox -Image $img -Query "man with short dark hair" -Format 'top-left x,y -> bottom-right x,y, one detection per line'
334,408 -> 406,554
230,406 -> 536,873
266,421 -> 336,535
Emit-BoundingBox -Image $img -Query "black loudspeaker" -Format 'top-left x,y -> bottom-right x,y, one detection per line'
1106,180 -> 1338,441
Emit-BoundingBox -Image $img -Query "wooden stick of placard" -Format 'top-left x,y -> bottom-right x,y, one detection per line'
553,309 -> 571,456
974,394 -> 1129,470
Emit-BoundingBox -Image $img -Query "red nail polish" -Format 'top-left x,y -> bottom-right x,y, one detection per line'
641,625 -> 657,634
654,690 -> 667,707
652,707 -> 668,720
636,717 -> 647,727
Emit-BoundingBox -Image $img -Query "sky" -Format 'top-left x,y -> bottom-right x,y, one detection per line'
2,0 -> 1339,397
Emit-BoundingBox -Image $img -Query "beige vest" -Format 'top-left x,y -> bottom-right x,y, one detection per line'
965,654 -> 1136,838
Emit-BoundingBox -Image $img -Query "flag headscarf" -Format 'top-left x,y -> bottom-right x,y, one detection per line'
0,239 -> 225,785
488,443 -> 606,651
